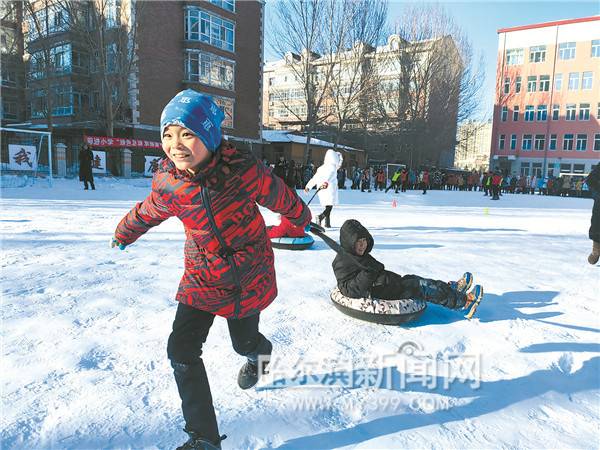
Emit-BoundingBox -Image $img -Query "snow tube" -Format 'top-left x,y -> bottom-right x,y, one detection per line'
270,234 -> 315,250
330,287 -> 426,325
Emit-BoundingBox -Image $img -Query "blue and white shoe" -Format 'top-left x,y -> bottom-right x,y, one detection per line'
465,285 -> 484,319
449,272 -> 473,294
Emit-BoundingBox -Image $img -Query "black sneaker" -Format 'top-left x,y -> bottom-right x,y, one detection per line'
237,340 -> 272,390
176,431 -> 226,450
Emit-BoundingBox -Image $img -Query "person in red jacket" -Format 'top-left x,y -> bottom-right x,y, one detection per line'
491,170 -> 502,200
111,89 -> 311,450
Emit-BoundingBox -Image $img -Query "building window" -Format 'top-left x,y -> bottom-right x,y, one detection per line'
26,4 -> 71,40
104,0 -> 121,29
549,134 -> 557,150
536,105 -> 547,121
52,84 -> 73,116
563,134 -> 574,151
209,0 -> 235,12
554,74 -> 562,91
539,75 -> 550,92
185,50 -> 235,90
552,104 -> 560,120
185,7 -> 235,52
515,76 -> 521,93
1,99 -> 17,119
524,105 -> 534,121
529,45 -> 546,62
592,39 -> 600,58
527,75 -> 536,92
499,134 -> 505,150
503,77 -> 510,94
212,95 -> 234,128
579,103 -> 590,121
566,104 -> 576,121
506,48 -> 523,65
510,134 -> 517,150
513,105 -> 519,121
598,102 -> 600,118
573,164 -> 585,174
594,133 -> 600,151
568,72 -> 579,90
576,134 -> 587,151
2,64 -> 17,87
534,134 -> 545,151
522,134 -> 532,151
501,106 -> 508,122
520,162 -> 530,176
558,42 -> 576,60
106,43 -> 118,73
582,71 -> 593,90
560,164 -> 572,174
53,43 -> 71,73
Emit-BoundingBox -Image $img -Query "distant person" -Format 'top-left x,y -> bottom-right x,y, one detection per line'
585,164 -> 600,264
305,149 -> 343,228
385,168 -> 402,193
78,144 -> 95,190
273,155 -> 287,180
420,169 -> 430,194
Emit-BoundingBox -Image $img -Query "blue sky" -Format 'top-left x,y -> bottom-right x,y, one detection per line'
264,1 -> 599,119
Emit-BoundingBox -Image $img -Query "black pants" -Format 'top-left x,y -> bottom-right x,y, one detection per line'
590,196 -> 600,242
83,178 -> 95,190
167,303 -> 270,442
319,205 -> 333,226
371,270 -> 466,309
491,185 -> 500,200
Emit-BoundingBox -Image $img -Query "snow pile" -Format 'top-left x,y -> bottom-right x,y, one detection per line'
1,178 -> 598,449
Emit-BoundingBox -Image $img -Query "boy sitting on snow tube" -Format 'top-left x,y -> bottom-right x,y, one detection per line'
332,219 -> 484,315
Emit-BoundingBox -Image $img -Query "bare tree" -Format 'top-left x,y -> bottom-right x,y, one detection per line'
269,0 -> 350,163
22,0 -> 57,132
327,0 -> 387,149
373,4 -> 486,168
65,0 -> 140,137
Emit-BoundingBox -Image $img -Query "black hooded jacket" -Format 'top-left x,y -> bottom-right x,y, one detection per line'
332,219 -> 385,298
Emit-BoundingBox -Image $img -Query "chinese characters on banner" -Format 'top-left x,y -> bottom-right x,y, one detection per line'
83,135 -> 161,149
144,156 -> 163,177
92,151 -> 106,174
8,145 -> 38,171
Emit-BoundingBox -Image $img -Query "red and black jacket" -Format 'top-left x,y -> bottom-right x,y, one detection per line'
115,142 -> 311,318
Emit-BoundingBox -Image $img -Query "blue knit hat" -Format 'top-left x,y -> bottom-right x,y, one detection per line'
160,89 -> 225,152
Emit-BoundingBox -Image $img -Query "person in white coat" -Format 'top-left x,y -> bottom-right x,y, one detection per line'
304,149 -> 343,228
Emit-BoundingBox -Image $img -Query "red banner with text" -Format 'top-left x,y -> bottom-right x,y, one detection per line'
84,135 -> 161,149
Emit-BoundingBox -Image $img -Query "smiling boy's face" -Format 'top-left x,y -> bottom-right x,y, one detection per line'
354,237 -> 368,256
161,125 -> 211,171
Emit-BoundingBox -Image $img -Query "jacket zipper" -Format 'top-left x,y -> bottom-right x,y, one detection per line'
200,185 -> 243,318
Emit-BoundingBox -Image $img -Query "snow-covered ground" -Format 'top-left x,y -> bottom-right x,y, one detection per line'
2,177 -> 599,450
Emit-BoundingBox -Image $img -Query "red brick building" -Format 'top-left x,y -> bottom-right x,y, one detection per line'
2,0 -> 263,177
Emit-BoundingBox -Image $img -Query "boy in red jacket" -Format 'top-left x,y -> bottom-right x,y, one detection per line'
111,90 -> 311,449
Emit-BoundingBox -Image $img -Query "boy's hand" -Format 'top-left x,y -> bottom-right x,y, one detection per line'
320,182 -> 328,190
304,187 -> 310,193
110,237 -> 127,250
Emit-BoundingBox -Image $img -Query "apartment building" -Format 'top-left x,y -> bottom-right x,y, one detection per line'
490,16 -> 600,178
2,0 -> 263,177
263,34 -> 462,168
